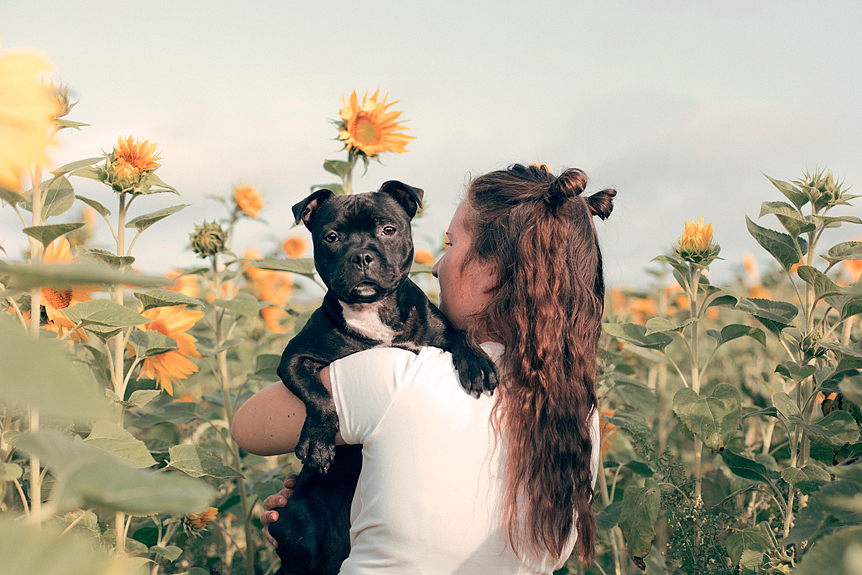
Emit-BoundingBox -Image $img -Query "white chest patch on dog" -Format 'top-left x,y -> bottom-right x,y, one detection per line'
339,301 -> 396,345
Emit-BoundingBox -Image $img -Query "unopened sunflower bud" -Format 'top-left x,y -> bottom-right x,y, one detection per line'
674,217 -> 720,267
190,221 -> 227,258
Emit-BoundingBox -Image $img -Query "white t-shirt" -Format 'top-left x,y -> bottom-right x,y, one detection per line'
330,344 -> 601,575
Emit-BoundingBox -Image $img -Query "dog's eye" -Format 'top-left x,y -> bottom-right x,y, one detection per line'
324,232 -> 339,243
382,226 -> 397,236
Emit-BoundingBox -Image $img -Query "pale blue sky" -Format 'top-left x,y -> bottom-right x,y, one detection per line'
2,1 -> 861,288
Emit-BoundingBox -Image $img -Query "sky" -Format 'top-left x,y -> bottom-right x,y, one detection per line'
2,1 -> 861,289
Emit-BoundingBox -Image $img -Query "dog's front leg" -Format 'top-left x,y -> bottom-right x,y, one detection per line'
278,356 -> 339,473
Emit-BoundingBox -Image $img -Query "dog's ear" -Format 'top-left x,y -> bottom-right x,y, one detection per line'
292,189 -> 334,227
378,180 -> 424,219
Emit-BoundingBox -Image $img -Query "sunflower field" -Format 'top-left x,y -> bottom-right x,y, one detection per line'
3,42 -> 862,575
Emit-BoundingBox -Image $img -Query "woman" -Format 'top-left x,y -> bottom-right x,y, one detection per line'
232,163 -> 616,573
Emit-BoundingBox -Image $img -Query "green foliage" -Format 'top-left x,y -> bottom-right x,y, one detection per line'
597,168 -> 862,574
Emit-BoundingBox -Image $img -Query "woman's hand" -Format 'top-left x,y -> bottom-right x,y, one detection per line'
260,474 -> 298,547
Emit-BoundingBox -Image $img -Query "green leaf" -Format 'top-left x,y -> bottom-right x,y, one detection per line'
75,194 -> 111,217
134,288 -> 202,312
125,204 -> 189,232
78,248 -> 135,269
610,377 -> 657,418
772,391 -> 801,419
13,429 -> 216,515
0,185 -> 24,206
63,299 -> 149,327
51,157 -> 103,176
796,265 -> 845,302
166,445 -> 244,479
71,165 -> 107,183
84,420 -> 157,468
128,402 -> 198,428
247,257 -> 317,277
745,215 -> 806,271
22,222 -> 86,246
1,463 -> 23,482
736,297 -> 798,335
150,545 -> 183,561
725,522 -> 774,565
764,173 -> 809,211
781,464 -> 831,495
644,316 -> 696,336
720,449 -> 779,483
127,390 -> 162,409
816,214 -> 862,228
832,460 -> 862,484
785,481 -> 862,545
823,240 -> 862,267
672,384 -> 742,451
323,159 -> 353,179
791,525 -> 862,575
652,254 -> 690,279
618,478 -> 660,560
128,329 -> 179,358
596,501 -> 623,531
141,171 -> 178,194
0,261 -> 166,289
0,518 -> 147,575
792,410 -> 860,447
706,324 -> 766,347
774,362 -> 816,384
604,322 -> 673,352
212,292 -> 259,319
604,409 -> 652,437
0,317 -> 111,422
20,176 -> 76,219
840,375 -> 862,407
759,200 -> 816,236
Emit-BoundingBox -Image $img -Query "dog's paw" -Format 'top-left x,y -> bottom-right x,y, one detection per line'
454,351 -> 499,397
295,432 -> 337,473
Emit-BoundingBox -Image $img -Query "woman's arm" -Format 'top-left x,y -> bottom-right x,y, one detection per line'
230,366 -> 344,456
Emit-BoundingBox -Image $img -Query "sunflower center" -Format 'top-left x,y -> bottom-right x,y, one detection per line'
355,117 -> 381,145
42,287 -> 73,310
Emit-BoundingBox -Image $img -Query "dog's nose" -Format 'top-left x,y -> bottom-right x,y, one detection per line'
351,251 -> 375,267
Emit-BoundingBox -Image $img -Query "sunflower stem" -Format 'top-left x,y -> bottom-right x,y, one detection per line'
27,167 -> 44,526
211,254 -> 255,575
112,191 -> 128,554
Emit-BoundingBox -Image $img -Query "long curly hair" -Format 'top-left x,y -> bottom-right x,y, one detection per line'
465,163 -> 615,564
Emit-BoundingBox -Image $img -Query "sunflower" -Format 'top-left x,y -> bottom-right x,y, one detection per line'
243,249 -> 293,307
260,306 -> 289,334
32,237 -> 100,340
414,249 -> 435,265
187,507 -> 218,530
110,136 -> 161,182
0,45 -> 60,190
232,183 -> 264,218
166,268 -> 200,298
281,236 -> 308,258
674,217 -> 720,266
136,305 -> 204,395
337,90 -> 414,157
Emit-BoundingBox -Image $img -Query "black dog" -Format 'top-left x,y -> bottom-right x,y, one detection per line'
270,181 -> 498,575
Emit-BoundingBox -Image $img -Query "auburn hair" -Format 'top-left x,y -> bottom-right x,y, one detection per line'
464,163 -> 615,564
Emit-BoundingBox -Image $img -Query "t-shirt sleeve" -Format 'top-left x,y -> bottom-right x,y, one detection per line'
589,408 -> 601,489
329,347 -> 420,444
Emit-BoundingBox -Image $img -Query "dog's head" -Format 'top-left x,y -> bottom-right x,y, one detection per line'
292,181 -> 424,303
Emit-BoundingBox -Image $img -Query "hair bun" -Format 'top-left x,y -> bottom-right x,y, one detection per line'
586,188 -> 616,220
545,168 -> 587,209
